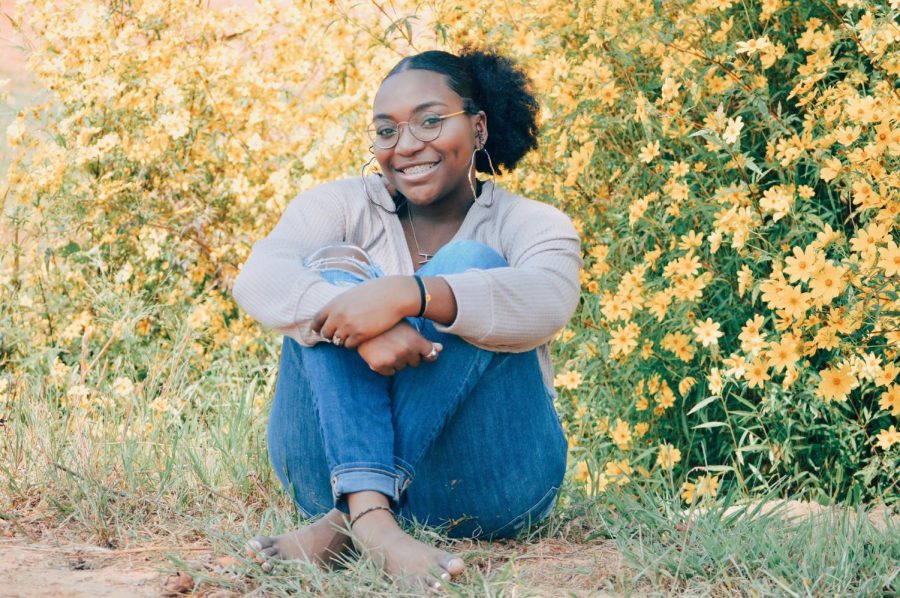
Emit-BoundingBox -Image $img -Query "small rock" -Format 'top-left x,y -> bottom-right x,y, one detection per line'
164,571 -> 195,595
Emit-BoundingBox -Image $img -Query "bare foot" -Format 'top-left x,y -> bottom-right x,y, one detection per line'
245,509 -> 352,572
350,509 -> 465,591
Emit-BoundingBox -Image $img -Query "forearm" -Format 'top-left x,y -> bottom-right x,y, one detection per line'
391,275 -> 458,325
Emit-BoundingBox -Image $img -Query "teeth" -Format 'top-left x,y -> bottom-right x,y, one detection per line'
401,162 -> 438,175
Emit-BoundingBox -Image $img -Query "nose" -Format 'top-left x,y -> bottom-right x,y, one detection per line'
393,122 -> 426,155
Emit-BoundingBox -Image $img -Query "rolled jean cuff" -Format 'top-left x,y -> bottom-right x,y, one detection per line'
331,463 -> 400,513
395,457 -> 415,494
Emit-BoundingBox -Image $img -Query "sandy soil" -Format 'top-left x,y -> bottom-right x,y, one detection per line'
0,539 -> 164,597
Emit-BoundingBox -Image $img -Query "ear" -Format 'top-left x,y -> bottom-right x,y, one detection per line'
474,111 -> 488,148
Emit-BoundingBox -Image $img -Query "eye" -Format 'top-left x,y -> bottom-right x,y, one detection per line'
418,114 -> 442,129
376,125 -> 398,137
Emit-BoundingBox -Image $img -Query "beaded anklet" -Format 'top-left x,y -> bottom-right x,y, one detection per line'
349,505 -> 396,528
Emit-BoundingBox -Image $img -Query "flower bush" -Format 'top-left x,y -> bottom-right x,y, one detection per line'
2,0 -> 897,504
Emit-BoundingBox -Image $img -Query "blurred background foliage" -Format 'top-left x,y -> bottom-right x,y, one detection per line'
1,0 -> 897,508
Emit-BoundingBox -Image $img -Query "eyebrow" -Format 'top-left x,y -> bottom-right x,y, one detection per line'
373,101 -> 449,120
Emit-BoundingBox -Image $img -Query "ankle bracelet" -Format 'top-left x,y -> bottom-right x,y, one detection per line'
349,505 -> 395,528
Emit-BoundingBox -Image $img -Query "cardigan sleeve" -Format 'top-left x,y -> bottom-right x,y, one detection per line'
231,183 -> 349,345
433,199 -> 582,352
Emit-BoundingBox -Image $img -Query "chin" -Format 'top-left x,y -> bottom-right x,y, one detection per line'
395,182 -> 442,205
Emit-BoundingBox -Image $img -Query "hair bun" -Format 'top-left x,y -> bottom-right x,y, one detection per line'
458,47 -> 539,174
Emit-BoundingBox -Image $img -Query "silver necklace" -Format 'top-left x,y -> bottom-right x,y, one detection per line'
405,204 -> 433,264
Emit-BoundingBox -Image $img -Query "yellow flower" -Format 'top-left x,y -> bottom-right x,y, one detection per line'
610,418 -> 632,450
605,459 -> 633,486
744,359 -> 771,389
696,474 -> 720,499
766,334 -> 800,372
656,444 -> 682,470
736,35 -> 770,55
638,140 -> 661,163
875,426 -> 899,451
737,265 -> 753,297
661,332 -> 695,362
656,383 -> 676,410
634,422 -> 650,437
769,284 -> 812,321
678,376 -> 697,397
554,370 -> 584,390
609,322 -> 641,358
660,77 -> 680,103
692,318 -> 723,347
708,367 -> 724,395
878,241 -> 900,277
681,481 -> 697,503
783,245 -> 824,283
722,116 -> 743,144
808,261 -> 846,305
879,385 -> 900,416
816,364 -> 856,403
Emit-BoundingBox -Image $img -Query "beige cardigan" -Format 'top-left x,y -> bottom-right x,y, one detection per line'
232,175 -> 582,390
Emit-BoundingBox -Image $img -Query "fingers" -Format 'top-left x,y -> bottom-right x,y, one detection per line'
421,341 -> 443,362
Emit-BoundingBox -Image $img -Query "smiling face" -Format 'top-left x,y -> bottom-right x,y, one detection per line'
372,69 -> 486,209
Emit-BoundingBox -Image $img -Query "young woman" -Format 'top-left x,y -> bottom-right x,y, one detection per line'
232,48 -> 581,590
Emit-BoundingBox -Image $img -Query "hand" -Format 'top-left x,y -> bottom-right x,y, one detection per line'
356,321 -> 442,376
312,276 -> 418,348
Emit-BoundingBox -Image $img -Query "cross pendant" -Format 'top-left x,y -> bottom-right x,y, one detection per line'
418,253 -> 433,264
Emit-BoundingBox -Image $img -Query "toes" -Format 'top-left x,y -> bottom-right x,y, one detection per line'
442,556 -> 465,576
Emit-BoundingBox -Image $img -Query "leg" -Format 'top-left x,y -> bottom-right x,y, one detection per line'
248,246 -> 390,569
390,241 -> 568,538
247,335 -> 355,569
252,246 -> 464,587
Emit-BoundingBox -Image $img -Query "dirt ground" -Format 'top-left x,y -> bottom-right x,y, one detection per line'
0,535 -> 621,597
0,540 -> 166,598
1,501 -> 894,596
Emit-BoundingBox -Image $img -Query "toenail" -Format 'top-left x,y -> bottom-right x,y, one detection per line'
440,572 -> 450,581
432,581 -> 442,590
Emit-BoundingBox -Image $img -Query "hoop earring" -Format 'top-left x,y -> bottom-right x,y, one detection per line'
468,145 -> 496,207
480,146 -> 497,206
360,156 -> 398,214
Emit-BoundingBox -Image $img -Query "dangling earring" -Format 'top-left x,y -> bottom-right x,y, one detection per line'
480,145 -> 497,206
470,130 -> 495,208
467,145 -> 484,207
361,151 -> 400,214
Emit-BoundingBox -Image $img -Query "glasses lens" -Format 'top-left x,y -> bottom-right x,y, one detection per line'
409,113 -> 443,142
369,121 -> 398,148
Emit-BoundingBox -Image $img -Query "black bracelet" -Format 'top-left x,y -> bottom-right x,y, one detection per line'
412,274 -> 429,317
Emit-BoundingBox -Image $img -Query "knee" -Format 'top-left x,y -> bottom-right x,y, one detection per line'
427,240 -> 507,274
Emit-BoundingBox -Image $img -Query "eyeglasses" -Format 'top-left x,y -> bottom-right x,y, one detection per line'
367,110 -> 468,149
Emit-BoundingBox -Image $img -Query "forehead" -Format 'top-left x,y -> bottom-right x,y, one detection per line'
373,69 -> 459,118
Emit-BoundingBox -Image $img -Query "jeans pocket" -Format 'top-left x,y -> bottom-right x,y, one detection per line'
487,484 -> 560,539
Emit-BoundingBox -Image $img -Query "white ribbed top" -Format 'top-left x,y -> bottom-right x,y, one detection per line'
232,175 -> 582,390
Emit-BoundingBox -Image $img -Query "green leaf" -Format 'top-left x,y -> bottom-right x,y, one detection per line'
693,421 -> 728,429
688,395 -> 719,415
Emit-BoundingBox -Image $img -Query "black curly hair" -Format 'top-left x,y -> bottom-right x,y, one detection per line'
384,48 -> 539,175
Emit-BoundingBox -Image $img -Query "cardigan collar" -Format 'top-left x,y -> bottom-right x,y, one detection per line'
365,173 -> 496,212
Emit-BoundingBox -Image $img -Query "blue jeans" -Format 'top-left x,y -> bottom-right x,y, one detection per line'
266,240 -> 568,539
